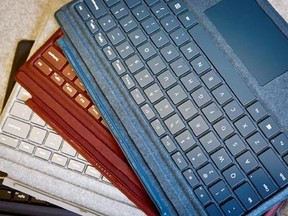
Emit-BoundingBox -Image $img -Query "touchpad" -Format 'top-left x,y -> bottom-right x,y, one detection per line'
205,0 -> 288,86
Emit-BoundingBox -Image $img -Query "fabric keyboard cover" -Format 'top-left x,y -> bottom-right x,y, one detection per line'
15,29 -> 158,216
55,0 -> 288,215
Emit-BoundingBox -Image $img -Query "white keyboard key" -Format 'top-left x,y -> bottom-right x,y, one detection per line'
102,176 -> 111,184
51,153 -> 68,166
17,87 -> 31,101
0,134 -> 18,148
3,117 -> 31,138
77,153 -> 87,162
31,113 -> 46,126
68,159 -> 85,172
34,147 -> 51,160
10,102 -> 32,121
44,133 -> 62,150
19,141 -> 35,154
85,166 -> 101,179
29,127 -> 47,144
61,141 -> 76,156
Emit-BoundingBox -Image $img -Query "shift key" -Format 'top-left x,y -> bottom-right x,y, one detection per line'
259,149 -> 288,187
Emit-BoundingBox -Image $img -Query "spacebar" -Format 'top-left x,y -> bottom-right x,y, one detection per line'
189,25 -> 256,107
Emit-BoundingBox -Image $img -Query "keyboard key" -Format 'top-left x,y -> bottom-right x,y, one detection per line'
191,87 -> 211,107
17,87 -> 31,101
151,31 -> 169,48
206,204 -> 222,216
95,32 -> 107,47
124,0 -> 140,9
28,127 -> 47,144
213,118 -> 234,140
212,85 -> 232,105
236,151 -> 258,173
234,182 -> 260,210
3,117 -> 30,139
160,44 -> 179,62
141,17 -> 160,35
141,103 -> 155,120
145,0 -> 159,7
103,45 -> 117,60
128,29 -> 147,46
61,141 -> 76,156
189,115 -> 209,137
246,132 -> 268,154
50,72 -> 65,86
157,70 -> 176,89
51,153 -> 68,166
170,28 -> 189,47
183,169 -> 199,188
62,64 -> 76,80
75,94 -> 90,108
197,163 -> 219,185
132,4 -> 150,21
116,41 -> 134,59
137,42 -> 157,60
75,3 -> 91,20
107,28 -> 125,45
249,168 -> 278,199
14,191 -> 29,202
134,69 -> 154,87
209,180 -> 231,203
221,198 -> 244,216
225,135 -> 246,156
85,166 -> 101,178
170,58 -> 190,77
34,147 -> 51,160
194,186 -> 210,206
151,119 -> 165,136
104,0 -> 119,7
86,18 -> 98,33
10,101 -> 32,121
34,59 -> 53,76
167,85 -> 187,105
172,151 -> 188,170
30,113 -> 45,126
74,78 -> 86,92
180,72 -> 200,92
125,54 -> 144,73
121,74 -> 135,89
168,0 -> 187,15
161,15 -> 179,32
259,117 -> 280,139
175,130 -> 196,151
247,101 -> 267,122
223,100 -> 244,121
110,3 -> 128,19
211,148 -> 232,170
201,70 -> 221,90
119,15 -> 137,33
0,189 -> 12,200
147,56 -> 166,75
151,2 -> 170,19
271,133 -> 288,155
144,83 -> 163,103
223,165 -> 245,188
180,42 -> 199,61
259,148 -> 288,187
191,55 -> 210,75
131,88 -> 145,104
84,0 -> 107,18
68,159 -> 85,172
189,25 -> 256,106
202,102 -> 222,123
62,83 -> 77,97
45,133 -> 62,150
187,146 -> 207,169
0,134 -> 18,148
234,116 -> 256,137
154,99 -> 174,118
199,132 -> 221,153
18,141 -> 34,154
112,59 -> 126,75
43,46 -> 67,70
98,15 -> 116,32
161,135 -> 176,153
164,114 -> 185,135
177,100 -> 197,120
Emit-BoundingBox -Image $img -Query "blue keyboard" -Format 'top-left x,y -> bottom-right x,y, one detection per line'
55,0 -> 288,215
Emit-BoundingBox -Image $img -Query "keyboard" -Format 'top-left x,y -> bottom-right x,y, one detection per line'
14,29 -> 157,215
55,0 -> 288,215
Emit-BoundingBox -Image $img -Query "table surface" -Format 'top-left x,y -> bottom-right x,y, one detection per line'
0,0 -> 287,215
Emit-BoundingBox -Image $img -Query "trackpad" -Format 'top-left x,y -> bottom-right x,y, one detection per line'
205,0 -> 288,86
